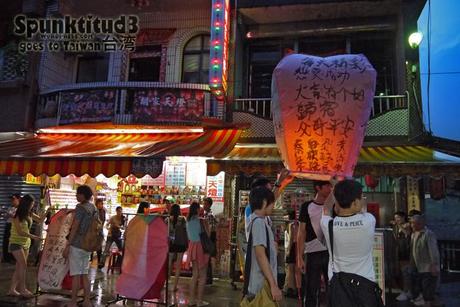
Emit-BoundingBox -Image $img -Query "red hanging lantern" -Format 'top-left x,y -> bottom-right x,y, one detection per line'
365,175 -> 380,189
429,177 -> 446,200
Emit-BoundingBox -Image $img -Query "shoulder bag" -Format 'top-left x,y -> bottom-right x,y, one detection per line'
327,219 -> 385,307
200,219 -> 217,256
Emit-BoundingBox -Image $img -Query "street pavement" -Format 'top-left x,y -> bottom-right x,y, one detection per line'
0,261 -> 300,306
0,261 -> 459,306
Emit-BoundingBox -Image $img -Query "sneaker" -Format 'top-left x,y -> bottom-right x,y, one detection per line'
411,294 -> 425,306
396,292 -> 410,301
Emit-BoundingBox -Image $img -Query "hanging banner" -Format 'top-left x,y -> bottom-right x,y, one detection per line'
373,231 -> 386,304
38,209 -> 74,290
59,89 -> 116,124
407,176 -> 421,212
272,53 -> 376,180
132,88 -> 208,123
206,171 -> 225,215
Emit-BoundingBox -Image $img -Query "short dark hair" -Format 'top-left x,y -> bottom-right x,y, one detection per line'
251,176 -> 271,189
137,201 -> 149,214
408,209 -> 421,217
203,197 -> 213,205
394,211 -> 407,220
249,186 -> 275,211
76,185 -> 93,200
313,180 -> 330,190
116,206 -> 122,211
334,180 -> 363,209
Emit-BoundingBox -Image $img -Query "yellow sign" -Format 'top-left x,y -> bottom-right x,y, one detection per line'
373,232 -> 385,304
407,176 -> 421,212
25,173 -> 42,185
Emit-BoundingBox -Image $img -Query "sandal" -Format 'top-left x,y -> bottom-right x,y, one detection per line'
6,290 -> 21,297
19,291 -> 36,299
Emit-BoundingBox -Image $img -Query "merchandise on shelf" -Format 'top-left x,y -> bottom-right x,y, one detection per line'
48,189 -> 78,210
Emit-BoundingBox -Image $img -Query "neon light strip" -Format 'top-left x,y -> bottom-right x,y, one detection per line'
37,128 -> 204,134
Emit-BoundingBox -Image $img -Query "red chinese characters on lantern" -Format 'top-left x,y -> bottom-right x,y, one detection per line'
272,54 -> 377,180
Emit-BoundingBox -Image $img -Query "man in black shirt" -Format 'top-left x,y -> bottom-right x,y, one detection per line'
297,180 -> 332,307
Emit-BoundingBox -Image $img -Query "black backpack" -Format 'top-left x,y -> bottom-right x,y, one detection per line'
172,217 -> 188,249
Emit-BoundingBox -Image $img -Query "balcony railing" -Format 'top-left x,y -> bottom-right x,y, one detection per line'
36,82 -> 224,128
234,94 -> 408,120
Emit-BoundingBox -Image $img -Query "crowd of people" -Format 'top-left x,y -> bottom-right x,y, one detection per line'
1,186 -> 217,307
1,173 -> 442,307
240,172 -> 441,307
391,210 -> 440,306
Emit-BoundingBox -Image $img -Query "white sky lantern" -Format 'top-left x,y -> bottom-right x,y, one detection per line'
272,54 -> 377,180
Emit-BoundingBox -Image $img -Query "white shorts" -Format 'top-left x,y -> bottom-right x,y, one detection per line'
69,246 -> 91,276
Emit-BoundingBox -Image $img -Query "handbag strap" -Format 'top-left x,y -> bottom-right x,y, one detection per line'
243,217 -> 271,297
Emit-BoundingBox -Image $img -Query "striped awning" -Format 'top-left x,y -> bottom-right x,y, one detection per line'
0,159 -> 136,178
207,144 -> 460,177
0,128 -> 242,177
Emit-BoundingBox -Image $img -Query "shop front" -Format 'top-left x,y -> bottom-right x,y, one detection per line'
0,125 -> 242,277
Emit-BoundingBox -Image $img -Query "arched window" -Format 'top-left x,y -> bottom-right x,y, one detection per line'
182,34 -> 210,84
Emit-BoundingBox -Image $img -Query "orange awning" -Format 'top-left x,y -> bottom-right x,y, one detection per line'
0,128 -> 242,177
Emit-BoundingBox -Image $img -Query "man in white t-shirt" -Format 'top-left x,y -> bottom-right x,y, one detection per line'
321,179 -> 380,306
297,180 -> 332,307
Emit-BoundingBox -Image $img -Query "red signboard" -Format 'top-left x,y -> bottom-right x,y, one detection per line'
132,88 -> 207,123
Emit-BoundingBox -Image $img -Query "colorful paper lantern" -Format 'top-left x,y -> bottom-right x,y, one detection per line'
272,54 -> 377,180
365,175 -> 380,189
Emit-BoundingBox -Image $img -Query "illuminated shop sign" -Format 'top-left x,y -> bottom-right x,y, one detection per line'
209,0 -> 230,100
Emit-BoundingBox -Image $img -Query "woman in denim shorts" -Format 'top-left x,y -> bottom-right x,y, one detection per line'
8,195 -> 46,298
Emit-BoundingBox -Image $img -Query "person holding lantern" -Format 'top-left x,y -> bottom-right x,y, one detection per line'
297,180 -> 332,307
